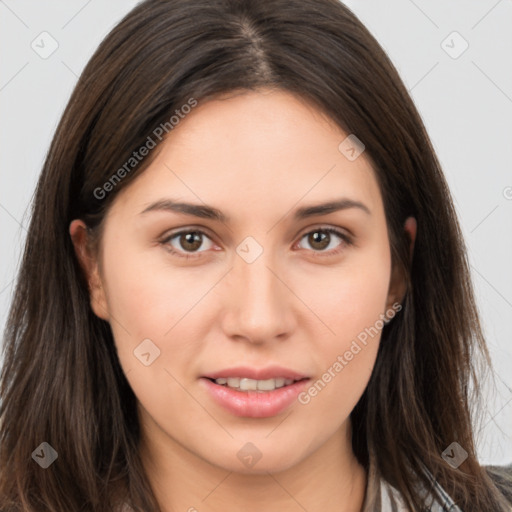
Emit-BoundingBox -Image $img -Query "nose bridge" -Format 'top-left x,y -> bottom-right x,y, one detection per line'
223,243 -> 294,343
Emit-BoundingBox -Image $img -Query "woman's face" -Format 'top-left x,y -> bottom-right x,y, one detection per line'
77,89 -> 407,474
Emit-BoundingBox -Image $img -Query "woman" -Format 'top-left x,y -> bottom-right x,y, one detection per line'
1,0 -> 510,510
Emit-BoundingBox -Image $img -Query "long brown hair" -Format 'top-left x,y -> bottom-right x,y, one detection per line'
1,0 -> 510,510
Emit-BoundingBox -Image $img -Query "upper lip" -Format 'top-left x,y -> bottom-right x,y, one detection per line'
203,365 -> 310,381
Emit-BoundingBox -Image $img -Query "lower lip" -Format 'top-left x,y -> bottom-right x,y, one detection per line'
200,378 -> 310,418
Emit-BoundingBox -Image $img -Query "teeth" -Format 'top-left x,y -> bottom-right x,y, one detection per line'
213,377 -> 301,392
240,378 -> 259,391
227,377 -> 240,388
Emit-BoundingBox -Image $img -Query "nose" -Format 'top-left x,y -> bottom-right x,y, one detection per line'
220,250 -> 296,345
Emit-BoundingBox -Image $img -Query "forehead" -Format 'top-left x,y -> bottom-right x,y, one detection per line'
110,89 -> 382,224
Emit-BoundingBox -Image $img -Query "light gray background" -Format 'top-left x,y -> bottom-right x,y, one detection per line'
1,0 -> 511,465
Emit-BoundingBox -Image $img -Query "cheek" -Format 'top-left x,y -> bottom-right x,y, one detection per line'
297,243 -> 391,342
100,245 -> 210,421
295,246 -> 391,413
101,239 -> 200,334
99,237 -> 211,379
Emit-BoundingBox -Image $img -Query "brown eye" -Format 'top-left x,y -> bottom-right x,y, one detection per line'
297,227 -> 352,255
163,230 -> 215,257
178,232 -> 203,251
307,231 -> 330,250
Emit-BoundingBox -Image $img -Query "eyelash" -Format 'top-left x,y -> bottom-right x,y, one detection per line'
160,227 -> 353,260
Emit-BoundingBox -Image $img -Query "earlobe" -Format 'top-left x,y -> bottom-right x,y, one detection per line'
404,216 -> 417,262
386,216 -> 417,310
69,219 -> 110,321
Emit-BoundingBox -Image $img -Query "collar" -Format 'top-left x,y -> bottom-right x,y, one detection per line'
362,458 -> 463,511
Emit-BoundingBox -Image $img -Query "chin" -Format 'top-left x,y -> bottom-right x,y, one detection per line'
203,442 -> 307,475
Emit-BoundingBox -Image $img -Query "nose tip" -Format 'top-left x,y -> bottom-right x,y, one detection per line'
220,256 -> 295,344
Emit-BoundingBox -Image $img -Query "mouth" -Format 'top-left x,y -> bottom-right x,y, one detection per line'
199,367 -> 311,418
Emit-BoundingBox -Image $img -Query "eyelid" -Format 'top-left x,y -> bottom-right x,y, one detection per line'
160,224 -> 219,243
296,224 -> 352,240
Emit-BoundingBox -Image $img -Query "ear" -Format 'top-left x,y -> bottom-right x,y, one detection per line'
69,219 -> 110,321
386,216 -> 417,310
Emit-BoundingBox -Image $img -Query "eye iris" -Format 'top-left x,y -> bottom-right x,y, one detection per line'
308,231 -> 330,250
180,232 -> 203,251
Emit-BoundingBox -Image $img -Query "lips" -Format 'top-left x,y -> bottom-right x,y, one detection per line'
200,365 -> 311,418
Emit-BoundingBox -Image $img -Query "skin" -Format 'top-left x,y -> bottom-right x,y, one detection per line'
70,88 -> 416,512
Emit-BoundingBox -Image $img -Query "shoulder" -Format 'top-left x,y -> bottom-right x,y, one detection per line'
485,463 -> 512,504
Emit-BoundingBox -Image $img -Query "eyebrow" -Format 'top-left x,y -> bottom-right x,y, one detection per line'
139,198 -> 371,222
